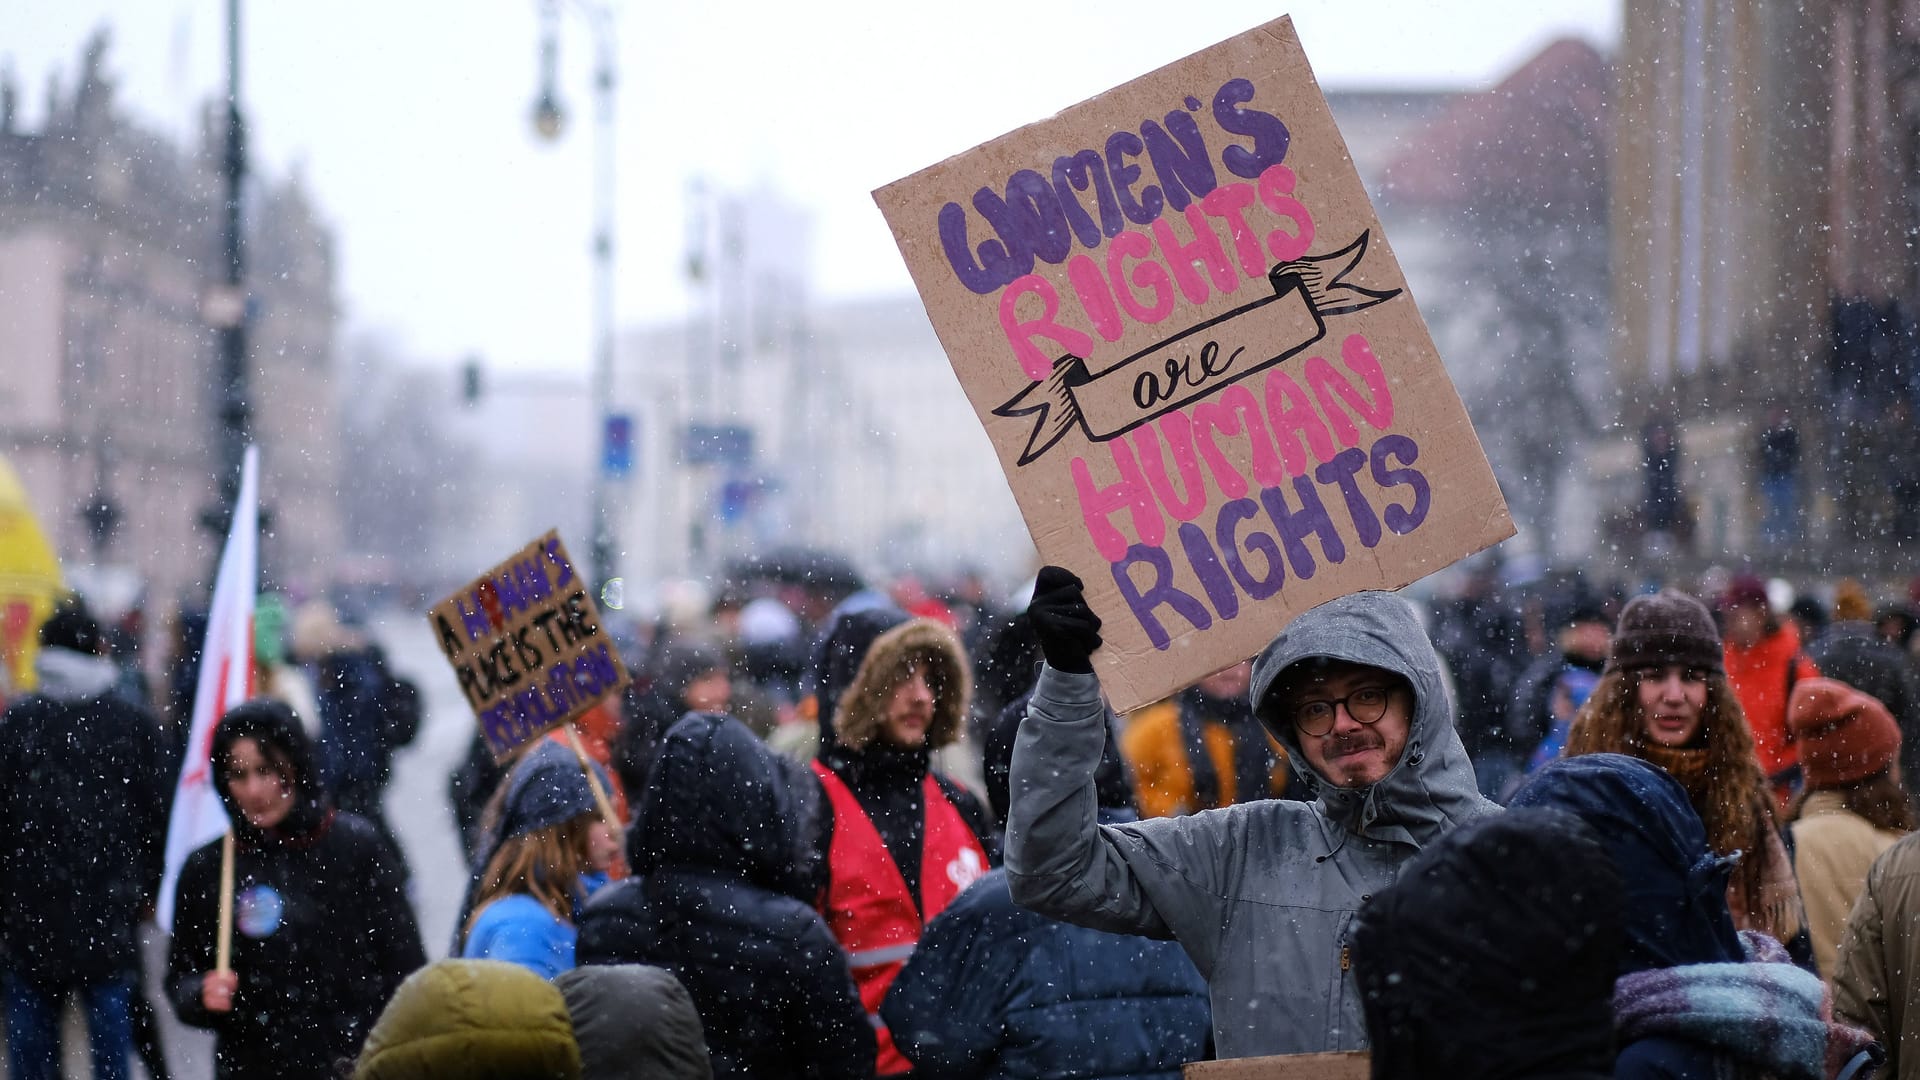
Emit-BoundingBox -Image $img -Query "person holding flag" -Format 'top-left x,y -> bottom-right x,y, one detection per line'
166,699 -> 424,1078
158,447 -> 424,1077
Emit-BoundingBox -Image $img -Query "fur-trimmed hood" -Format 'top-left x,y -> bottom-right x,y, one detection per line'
833,619 -> 969,751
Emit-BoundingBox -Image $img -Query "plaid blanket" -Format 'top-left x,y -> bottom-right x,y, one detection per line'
1613,932 -> 1877,1080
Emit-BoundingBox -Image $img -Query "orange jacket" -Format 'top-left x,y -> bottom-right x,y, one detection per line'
1724,623 -> 1819,780
1120,699 -> 1291,818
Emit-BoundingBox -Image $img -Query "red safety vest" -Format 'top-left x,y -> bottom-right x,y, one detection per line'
813,760 -> 988,1075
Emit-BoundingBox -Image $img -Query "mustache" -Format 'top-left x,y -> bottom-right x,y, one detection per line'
1324,731 -> 1384,757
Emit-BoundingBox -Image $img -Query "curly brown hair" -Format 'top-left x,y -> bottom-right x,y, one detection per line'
1564,666 -> 1773,911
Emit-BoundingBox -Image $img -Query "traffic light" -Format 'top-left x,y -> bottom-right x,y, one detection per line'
461,358 -> 483,406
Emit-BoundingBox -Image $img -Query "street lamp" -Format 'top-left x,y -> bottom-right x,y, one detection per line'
530,0 -> 621,602
529,15 -> 567,140
200,0 -> 251,568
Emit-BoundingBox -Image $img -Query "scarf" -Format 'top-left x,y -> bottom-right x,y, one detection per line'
1613,931 -> 1879,1080
1634,742 -> 1747,864
1732,820 -> 1809,946
1636,742 -> 1805,944
1637,741 -> 1711,794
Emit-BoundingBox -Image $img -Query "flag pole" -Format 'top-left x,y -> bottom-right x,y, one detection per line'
215,831 -> 235,973
563,724 -> 621,830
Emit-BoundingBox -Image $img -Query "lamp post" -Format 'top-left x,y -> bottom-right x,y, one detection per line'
199,0 -> 249,573
530,0 -> 621,601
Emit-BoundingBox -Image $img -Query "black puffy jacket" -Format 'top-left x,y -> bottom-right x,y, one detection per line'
0,648 -> 169,985
165,701 -> 425,1080
577,713 -> 872,1079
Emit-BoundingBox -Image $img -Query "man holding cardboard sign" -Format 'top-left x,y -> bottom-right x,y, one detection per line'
1007,567 -> 1497,1058
871,16 -> 1513,722
881,15 -> 1515,1058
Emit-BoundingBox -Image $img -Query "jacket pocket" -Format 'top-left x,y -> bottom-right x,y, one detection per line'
1328,910 -> 1364,1050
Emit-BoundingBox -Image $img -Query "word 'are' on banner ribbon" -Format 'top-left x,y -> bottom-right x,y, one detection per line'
993,231 -> 1401,467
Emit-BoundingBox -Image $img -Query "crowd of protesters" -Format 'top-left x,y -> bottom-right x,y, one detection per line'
10,559 -> 1920,1077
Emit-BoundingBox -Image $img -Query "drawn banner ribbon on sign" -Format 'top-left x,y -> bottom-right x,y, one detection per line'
994,231 -> 1402,466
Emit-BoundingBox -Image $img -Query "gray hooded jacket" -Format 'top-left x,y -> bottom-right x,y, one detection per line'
1006,591 -> 1499,1058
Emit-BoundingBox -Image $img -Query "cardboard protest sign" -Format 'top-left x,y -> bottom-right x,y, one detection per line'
874,16 -> 1512,713
429,530 -> 629,761
1184,1052 -> 1368,1079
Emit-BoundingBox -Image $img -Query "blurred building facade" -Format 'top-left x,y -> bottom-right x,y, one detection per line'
1335,8 -> 1920,575
1611,0 -> 1920,568
0,33 -> 343,639
615,183 -> 1030,592
1327,38 -> 1613,564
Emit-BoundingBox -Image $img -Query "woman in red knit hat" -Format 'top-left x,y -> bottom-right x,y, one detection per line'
1786,677 -> 1913,981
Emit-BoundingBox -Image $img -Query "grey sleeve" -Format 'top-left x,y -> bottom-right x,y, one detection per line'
1005,664 -> 1233,971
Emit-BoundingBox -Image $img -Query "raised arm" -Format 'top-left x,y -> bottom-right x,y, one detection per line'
1004,569 -> 1236,966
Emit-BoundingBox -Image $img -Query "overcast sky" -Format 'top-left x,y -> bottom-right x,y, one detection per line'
8,2 -> 1620,376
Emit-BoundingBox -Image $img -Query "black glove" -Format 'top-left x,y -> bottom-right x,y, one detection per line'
1027,566 -> 1103,674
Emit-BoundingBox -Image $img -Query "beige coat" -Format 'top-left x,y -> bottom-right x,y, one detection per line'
1835,830 -> 1920,1077
1792,791 -> 1904,981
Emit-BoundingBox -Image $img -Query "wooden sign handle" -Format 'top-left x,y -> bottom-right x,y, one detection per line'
564,725 -> 622,831
215,830 -> 236,974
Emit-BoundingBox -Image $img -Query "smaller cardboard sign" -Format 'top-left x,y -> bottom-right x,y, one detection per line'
1184,1052 -> 1368,1079
428,530 -> 630,762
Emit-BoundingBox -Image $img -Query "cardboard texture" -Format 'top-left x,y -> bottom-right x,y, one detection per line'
1184,1052 -> 1369,1079
874,16 -> 1513,713
427,530 -> 630,761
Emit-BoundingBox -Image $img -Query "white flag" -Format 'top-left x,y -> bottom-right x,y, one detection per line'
158,446 -> 259,931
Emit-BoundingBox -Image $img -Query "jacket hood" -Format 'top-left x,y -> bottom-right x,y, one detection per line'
833,618 -> 969,753
632,712 -> 825,901
1250,590 -> 1491,845
1355,808 -> 1623,1079
354,959 -> 581,1080
498,739 -> 607,841
31,646 -> 119,703
553,965 -> 711,1080
811,606 -> 909,745
1508,753 -> 1744,974
648,638 -> 728,711
210,698 -> 331,844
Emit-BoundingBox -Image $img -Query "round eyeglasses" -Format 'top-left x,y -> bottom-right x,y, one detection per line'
1291,686 -> 1394,737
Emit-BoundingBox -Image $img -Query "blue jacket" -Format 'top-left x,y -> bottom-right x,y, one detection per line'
881,868 -> 1210,1079
462,871 -> 609,979
463,894 -> 576,979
